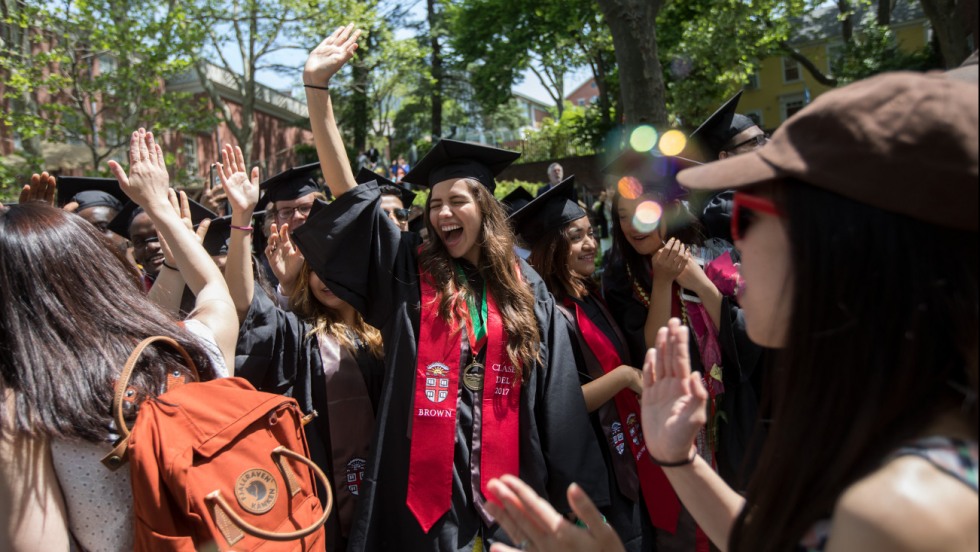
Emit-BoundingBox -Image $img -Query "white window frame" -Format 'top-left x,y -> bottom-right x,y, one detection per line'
780,93 -> 806,122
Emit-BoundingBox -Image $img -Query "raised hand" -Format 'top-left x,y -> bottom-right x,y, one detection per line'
216,144 -> 259,215
18,172 -> 57,205
265,222 -> 303,293
157,189 -> 208,267
108,128 -> 170,211
651,238 -> 689,282
485,475 -> 626,552
640,318 -> 707,464
303,23 -> 361,87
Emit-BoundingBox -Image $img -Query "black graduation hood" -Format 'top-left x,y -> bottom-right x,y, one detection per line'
401,139 -> 520,194
509,176 -> 585,246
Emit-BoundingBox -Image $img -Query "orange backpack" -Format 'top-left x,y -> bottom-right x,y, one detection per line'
102,336 -> 332,551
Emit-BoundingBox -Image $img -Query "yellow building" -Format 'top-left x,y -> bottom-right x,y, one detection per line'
739,1 -> 931,129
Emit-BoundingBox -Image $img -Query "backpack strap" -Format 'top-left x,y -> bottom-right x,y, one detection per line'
101,336 -> 199,470
207,446 -> 333,542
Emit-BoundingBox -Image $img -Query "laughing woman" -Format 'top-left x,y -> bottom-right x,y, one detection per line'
510,177 -> 656,551
291,25 -> 606,551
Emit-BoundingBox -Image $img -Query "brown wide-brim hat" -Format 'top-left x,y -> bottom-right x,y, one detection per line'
677,71 -> 979,231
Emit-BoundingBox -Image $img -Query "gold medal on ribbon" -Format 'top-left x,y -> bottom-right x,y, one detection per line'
462,362 -> 484,392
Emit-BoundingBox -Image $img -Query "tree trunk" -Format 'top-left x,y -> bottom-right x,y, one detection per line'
0,1 -> 44,161
428,0 -> 443,139
877,0 -> 892,25
595,0 -> 668,125
837,0 -> 853,42
918,0 -> 970,68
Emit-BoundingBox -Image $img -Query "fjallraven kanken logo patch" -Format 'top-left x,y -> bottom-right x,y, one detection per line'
235,468 -> 279,514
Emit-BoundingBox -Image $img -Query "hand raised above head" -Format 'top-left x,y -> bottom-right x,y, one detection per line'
303,23 -> 361,87
18,172 -> 57,206
216,144 -> 259,214
107,128 -> 171,211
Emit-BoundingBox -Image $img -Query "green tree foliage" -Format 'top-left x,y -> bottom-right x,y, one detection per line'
520,105 -> 597,162
0,0 -> 212,188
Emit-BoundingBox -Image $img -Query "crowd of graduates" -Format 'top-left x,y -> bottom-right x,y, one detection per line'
1,23 -> 977,552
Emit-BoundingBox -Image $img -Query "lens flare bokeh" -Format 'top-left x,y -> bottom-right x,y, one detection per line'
659,129 -> 688,156
617,176 -> 643,200
632,200 -> 663,234
629,126 -> 659,153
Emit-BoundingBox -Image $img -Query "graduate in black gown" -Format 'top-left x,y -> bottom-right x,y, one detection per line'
211,143 -> 384,551
601,151 -> 749,551
292,24 -> 608,552
510,176 -> 658,551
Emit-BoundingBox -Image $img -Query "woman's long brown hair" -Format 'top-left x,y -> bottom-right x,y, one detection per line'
0,204 -> 219,441
290,263 -> 383,359
526,221 -> 591,301
418,179 -> 540,380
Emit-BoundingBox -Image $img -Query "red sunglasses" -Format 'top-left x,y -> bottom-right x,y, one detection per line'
731,192 -> 784,241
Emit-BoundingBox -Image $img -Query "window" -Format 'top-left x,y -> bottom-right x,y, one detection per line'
577,99 -> 586,106
97,54 -> 117,75
780,93 -> 806,121
590,95 -> 598,104
590,81 -> 597,89
746,70 -> 760,90
184,137 -> 198,174
782,57 -> 801,83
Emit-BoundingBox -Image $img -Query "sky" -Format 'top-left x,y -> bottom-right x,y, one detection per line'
216,3 -> 593,107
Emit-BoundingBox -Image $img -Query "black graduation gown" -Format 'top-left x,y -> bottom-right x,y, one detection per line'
294,182 -> 609,551
600,258 -> 768,482
560,293 -> 654,551
234,286 -> 385,551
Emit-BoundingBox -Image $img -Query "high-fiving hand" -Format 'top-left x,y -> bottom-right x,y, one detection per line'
640,318 -> 707,464
108,128 -> 170,211
216,144 -> 260,215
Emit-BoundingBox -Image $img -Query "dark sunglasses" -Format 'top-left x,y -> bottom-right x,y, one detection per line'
384,208 -> 410,222
731,192 -> 784,241
726,133 -> 770,152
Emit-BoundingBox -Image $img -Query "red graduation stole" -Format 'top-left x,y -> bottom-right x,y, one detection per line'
568,300 -> 682,534
406,268 -> 522,533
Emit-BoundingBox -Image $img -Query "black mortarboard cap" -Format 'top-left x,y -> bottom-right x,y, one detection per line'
199,211 -> 266,256
401,139 -> 520,194
603,149 -> 700,204
356,167 -> 417,207
408,213 -> 425,233
500,186 -> 534,216
107,198 -> 216,239
509,176 -> 586,246
56,176 -> 127,211
688,91 -> 759,159
259,162 -> 322,204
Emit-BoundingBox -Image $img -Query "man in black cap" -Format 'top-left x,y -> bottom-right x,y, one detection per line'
261,162 -> 323,231
56,176 -> 127,240
355,168 -> 415,232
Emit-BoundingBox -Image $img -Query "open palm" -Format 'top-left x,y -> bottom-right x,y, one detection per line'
303,23 -> 361,86
640,319 -> 708,463
216,144 -> 259,214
